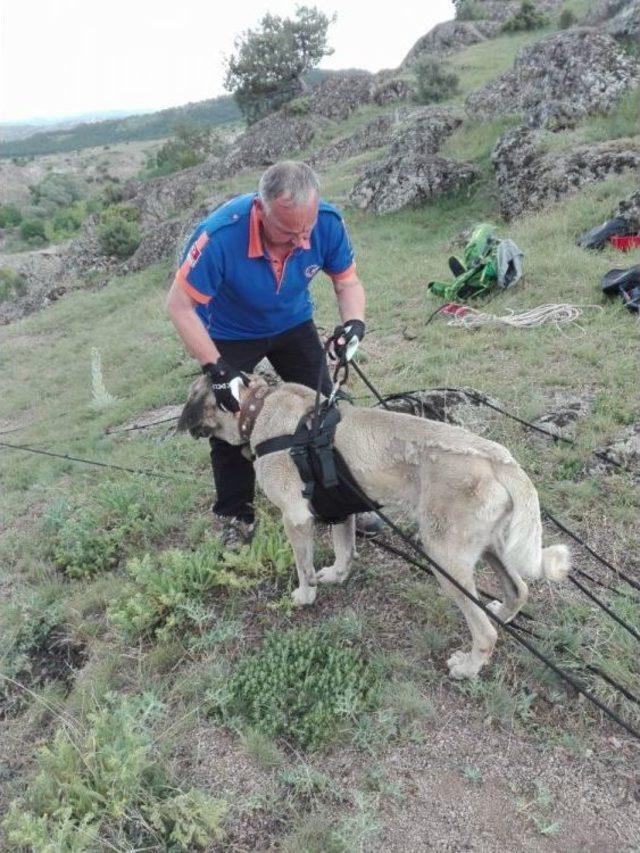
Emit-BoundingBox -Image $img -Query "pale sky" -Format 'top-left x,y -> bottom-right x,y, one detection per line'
0,0 -> 454,123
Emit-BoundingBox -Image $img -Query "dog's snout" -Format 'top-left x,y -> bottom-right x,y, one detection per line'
189,425 -> 214,439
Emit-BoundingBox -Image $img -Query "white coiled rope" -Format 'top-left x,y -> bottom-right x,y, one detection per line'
446,303 -> 603,329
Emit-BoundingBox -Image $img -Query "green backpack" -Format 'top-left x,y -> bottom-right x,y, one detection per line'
428,223 -> 515,301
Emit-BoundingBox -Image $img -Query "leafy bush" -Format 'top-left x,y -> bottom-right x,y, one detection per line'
0,203 -> 23,227
44,481 -> 163,578
19,218 -> 47,246
0,597 -> 62,716
503,0 -> 549,32
52,203 -> 85,238
413,57 -> 459,104
0,267 -> 27,302
98,202 -> 141,258
108,523 -> 291,641
558,8 -> 576,28
214,627 -> 379,750
283,95 -> 312,116
29,172 -> 87,214
2,694 -> 226,850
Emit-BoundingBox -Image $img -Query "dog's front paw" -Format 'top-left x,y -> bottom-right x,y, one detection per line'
316,564 -> 348,584
292,586 -> 317,606
447,650 -> 480,680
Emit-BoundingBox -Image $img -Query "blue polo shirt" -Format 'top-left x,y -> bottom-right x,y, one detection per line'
176,193 -> 356,340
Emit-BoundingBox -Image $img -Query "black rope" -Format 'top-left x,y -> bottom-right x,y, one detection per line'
566,575 -> 640,642
543,510 -> 640,594
334,366 -> 640,740
0,441 -> 195,482
366,527 -> 640,741
369,386 -> 638,596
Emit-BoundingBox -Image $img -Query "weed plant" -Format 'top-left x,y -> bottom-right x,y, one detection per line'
2,693 -> 226,850
213,626 -> 380,750
108,514 -> 292,642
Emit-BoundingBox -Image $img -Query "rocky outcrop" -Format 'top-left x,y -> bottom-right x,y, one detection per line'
307,71 -> 375,120
492,126 -> 640,219
371,73 -> 416,105
585,0 -> 640,42
614,189 -> 640,230
401,20 -> 501,66
127,159 -> 220,230
350,155 -> 477,215
466,29 -> 640,129
223,113 -> 331,173
310,112 -> 406,166
0,247 -> 67,324
349,107 -> 472,214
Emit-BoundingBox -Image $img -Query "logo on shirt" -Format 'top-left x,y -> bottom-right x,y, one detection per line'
305,264 -> 321,279
187,243 -> 202,268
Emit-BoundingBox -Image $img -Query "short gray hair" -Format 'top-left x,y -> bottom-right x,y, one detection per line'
258,161 -> 320,209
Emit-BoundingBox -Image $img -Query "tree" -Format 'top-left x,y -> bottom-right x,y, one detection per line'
414,57 -> 459,104
503,1 -> 549,32
224,6 -> 336,125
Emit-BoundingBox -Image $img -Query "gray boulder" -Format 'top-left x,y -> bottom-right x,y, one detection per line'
466,28 -> 640,129
310,111 -> 407,166
492,125 -> 640,219
0,246 -> 67,325
349,107 -> 472,214
585,0 -> 640,41
307,71 -> 375,120
614,188 -> 640,230
401,20 -> 501,66
350,154 -> 477,215
223,113 -> 330,173
371,73 -> 416,105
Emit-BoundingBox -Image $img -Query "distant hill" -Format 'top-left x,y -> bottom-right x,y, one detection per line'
0,96 -> 242,158
0,69 -> 366,159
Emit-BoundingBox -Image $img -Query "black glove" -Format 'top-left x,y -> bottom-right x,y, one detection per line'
329,319 -> 365,363
202,359 -> 248,413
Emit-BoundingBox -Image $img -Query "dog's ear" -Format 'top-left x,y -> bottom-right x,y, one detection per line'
177,376 -> 213,436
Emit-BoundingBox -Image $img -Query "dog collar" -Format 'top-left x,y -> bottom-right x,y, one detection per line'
238,385 -> 271,442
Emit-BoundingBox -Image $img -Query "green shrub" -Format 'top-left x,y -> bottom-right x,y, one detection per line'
28,172 -> 87,216
98,202 -> 141,258
215,627 -> 379,750
2,694 -> 226,850
0,267 -> 28,302
503,0 -> 549,31
284,95 -> 312,116
0,597 -> 62,716
52,203 -> 85,237
413,57 -> 459,104
44,481 -> 162,578
19,218 -> 47,246
558,9 -> 576,28
0,203 -> 23,227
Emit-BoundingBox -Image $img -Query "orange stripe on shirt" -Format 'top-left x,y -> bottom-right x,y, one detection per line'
329,263 -> 357,283
176,233 -> 212,304
176,270 -> 211,304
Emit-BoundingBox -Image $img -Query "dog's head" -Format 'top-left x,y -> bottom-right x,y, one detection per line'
177,373 -> 268,445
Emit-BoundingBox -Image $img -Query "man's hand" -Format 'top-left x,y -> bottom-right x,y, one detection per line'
202,359 -> 248,413
328,319 -> 365,363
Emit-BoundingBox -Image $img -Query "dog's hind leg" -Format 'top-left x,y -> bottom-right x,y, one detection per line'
316,515 -> 357,584
283,514 -> 317,606
483,551 -> 528,624
424,538 -> 498,679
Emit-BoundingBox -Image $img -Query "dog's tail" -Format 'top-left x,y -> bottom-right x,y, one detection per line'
496,464 -> 570,583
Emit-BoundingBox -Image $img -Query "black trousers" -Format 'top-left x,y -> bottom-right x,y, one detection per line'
210,320 -> 331,523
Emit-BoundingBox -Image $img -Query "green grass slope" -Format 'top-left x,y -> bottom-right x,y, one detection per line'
1,24 -> 639,851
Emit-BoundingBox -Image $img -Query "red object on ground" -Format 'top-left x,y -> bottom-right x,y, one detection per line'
441,302 -> 471,317
610,235 -> 640,251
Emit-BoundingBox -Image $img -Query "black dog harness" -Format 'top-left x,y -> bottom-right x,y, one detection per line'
253,403 -> 380,524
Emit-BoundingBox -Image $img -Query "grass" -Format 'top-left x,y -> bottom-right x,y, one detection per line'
1,23 -> 639,849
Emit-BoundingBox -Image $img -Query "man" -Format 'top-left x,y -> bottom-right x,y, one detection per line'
167,160 -> 378,546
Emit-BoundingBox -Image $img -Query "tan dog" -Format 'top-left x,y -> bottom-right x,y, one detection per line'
178,375 -> 570,679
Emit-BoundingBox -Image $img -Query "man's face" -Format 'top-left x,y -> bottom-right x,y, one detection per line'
258,192 -> 319,251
